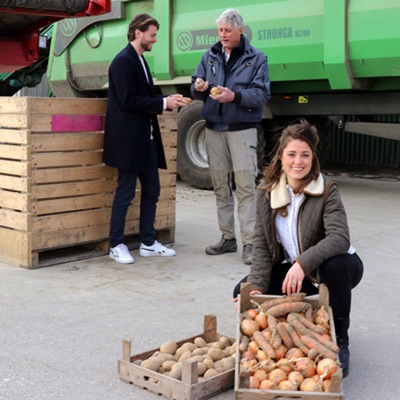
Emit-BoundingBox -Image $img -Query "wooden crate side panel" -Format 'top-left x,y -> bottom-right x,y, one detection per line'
32,193 -> 114,215
0,227 -> 31,266
0,114 -> 29,129
0,159 -> 29,176
31,151 -> 103,168
0,175 -> 29,192
0,144 -> 29,160
31,133 -> 104,152
31,165 -> 116,184
0,97 -> 29,113
0,208 -> 29,230
0,128 -> 30,145
0,189 -> 29,211
31,180 -> 116,200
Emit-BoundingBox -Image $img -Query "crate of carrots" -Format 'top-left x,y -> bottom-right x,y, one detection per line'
234,283 -> 343,400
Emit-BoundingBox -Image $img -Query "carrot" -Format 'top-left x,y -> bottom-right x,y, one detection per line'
297,314 -> 326,335
239,334 -> 250,352
287,315 -> 309,336
285,323 -> 310,355
267,315 -> 282,350
300,335 -> 337,360
276,322 -> 294,349
309,331 -> 339,353
268,302 -> 312,318
253,331 -> 276,359
259,293 -> 306,311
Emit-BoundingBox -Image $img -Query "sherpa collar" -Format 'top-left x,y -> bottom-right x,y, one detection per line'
270,172 -> 324,210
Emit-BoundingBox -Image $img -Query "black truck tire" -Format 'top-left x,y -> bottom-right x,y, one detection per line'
177,100 -> 212,189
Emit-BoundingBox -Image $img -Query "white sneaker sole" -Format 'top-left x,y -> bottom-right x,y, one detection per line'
109,253 -> 135,264
139,250 -> 176,257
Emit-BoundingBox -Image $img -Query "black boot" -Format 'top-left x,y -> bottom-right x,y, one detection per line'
334,317 -> 350,378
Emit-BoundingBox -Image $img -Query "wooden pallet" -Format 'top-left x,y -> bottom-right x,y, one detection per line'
118,315 -> 235,400
0,97 -> 177,268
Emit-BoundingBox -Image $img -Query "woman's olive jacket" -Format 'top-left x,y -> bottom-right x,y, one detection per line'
248,173 -> 351,292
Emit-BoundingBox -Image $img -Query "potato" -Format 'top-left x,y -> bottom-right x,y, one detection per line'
207,347 -> 225,361
157,352 -> 175,362
141,357 -> 162,372
203,358 -> 214,370
218,336 -> 231,349
203,368 -> 219,379
194,337 -> 208,348
222,356 -> 235,371
161,360 -> 176,372
214,360 -> 225,373
197,362 -> 207,376
210,87 -> 222,96
160,340 -> 178,355
169,362 -> 183,380
178,350 -> 192,362
192,347 -> 209,356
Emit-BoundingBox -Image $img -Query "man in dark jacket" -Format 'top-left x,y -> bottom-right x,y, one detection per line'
103,13 -> 186,264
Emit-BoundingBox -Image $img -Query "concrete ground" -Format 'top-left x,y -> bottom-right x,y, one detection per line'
0,173 -> 399,400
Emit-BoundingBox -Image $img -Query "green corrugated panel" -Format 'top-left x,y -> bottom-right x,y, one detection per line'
330,116 -> 400,168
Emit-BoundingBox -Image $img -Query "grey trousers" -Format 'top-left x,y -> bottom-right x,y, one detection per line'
205,127 -> 258,245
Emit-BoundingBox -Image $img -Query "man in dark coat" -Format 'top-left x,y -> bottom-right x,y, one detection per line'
103,13 -> 186,264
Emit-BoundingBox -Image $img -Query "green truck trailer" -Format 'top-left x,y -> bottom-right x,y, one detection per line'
10,0 -> 400,187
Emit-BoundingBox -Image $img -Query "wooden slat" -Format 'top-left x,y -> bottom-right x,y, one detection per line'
0,128 -> 30,144
0,159 -> 29,176
0,97 -> 28,113
29,97 -> 107,115
31,151 -> 103,168
0,189 -> 29,211
32,193 -> 114,215
31,133 -> 103,151
0,144 -> 29,160
31,179 -> 116,200
0,227 -> 31,267
0,208 -> 29,230
0,175 -> 29,192
32,165 -> 116,184
0,114 -> 29,129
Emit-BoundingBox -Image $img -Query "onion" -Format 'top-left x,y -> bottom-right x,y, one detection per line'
259,379 -> 278,390
240,318 -> 260,337
248,340 -> 259,354
240,358 -> 257,374
246,308 -> 259,319
269,368 -> 287,384
261,329 -> 272,341
316,358 -> 338,379
279,380 -> 297,391
295,357 -> 316,378
255,313 -> 268,329
286,347 -> 304,359
322,379 -> 332,392
288,370 -> 304,386
242,350 -> 255,360
300,375 -> 323,392
259,358 -> 276,373
256,349 -> 269,361
253,369 -> 268,383
249,376 -> 260,389
276,358 -> 294,373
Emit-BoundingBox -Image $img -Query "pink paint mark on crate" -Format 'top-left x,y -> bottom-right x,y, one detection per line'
51,114 -> 105,132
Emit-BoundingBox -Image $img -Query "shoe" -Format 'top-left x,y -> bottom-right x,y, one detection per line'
242,244 -> 253,265
139,241 -> 176,257
334,317 -> 350,378
109,244 -> 135,264
205,237 -> 237,255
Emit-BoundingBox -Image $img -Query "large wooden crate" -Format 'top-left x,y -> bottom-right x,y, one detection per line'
0,97 -> 177,268
118,315 -> 235,400
234,284 -> 343,400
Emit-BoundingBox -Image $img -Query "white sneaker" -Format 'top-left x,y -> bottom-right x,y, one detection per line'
109,244 -> 135,264
139,241 -> 176,257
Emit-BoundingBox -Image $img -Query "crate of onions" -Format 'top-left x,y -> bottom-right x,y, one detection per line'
234,283 -> 343,400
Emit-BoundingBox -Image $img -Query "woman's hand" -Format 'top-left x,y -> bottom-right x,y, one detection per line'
282,262 -> 305,295
194,78 -> 209,92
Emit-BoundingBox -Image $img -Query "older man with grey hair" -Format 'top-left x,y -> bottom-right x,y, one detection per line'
191,8 -> 270,265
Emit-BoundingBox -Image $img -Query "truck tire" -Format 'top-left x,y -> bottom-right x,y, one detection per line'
177,100 -> 212,189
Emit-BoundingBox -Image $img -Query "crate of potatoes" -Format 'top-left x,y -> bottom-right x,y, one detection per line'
234,283 -> 343,400
118,314 -> 235,400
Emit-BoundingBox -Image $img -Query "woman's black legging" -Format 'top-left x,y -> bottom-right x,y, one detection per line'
233,253 -> 364,319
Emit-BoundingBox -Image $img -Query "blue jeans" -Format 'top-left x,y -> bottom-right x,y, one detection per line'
109,140 -> 160,247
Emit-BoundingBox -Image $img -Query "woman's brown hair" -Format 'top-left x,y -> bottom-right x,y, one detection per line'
259,118 -> 321,194
127,14 -> 160,41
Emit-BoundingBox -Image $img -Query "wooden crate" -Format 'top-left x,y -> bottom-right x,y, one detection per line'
118,315 -> 235,400
0,97 -> 177,268
234,283 -> 343,400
